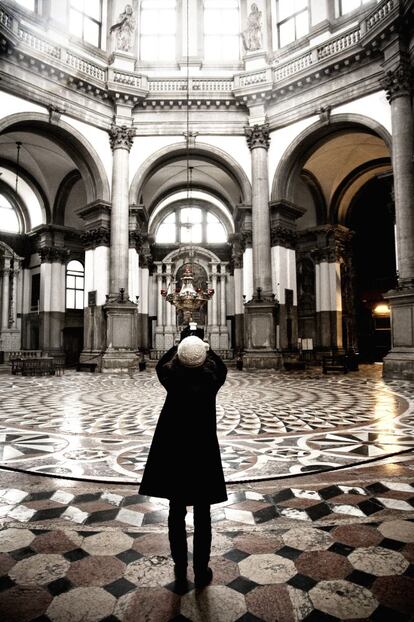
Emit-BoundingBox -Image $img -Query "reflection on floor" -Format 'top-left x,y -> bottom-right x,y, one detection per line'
0,364 -> 413,621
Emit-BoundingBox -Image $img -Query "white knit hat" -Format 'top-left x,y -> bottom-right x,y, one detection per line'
177,336 -> 208,367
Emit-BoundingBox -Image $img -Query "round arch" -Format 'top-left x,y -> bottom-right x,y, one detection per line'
0,112 -> 110,205
162,244 -> 222,266
0,158 -> 51,227
129,141 -> 252,209
271,114 -> 392,204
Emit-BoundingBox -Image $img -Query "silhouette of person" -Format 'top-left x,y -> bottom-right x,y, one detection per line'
139,335 -> 227,588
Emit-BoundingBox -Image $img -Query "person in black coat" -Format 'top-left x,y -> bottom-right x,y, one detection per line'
139,335 -> 228,587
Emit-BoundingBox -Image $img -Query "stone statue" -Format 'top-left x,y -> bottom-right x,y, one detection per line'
110,4 -> 136,52
242,3 -> 262,52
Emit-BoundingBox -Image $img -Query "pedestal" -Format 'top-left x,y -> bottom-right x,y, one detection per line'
101,301 -> 138,372
243,299 -> 282,369
243,50 -> 267,71
383,287 -> 414,379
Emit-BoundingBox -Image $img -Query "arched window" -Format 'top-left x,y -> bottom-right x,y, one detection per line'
155,206 -> 227,244
0,194 -> 19,233
140,0 -> 177,61
204,0 -> 240,62
66,260 -> 84,310
15,0 -> 38,11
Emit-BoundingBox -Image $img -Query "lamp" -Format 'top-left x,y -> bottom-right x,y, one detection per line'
161,0 -> 214,327
15,141 -> 22,193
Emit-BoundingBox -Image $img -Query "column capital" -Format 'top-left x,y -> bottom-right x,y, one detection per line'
271,225 -> 297,249
380,61 -> 414,102
81,227 -> 110,249
245,123 -> 270,150
109,124 -> 134,151
39,247 -> 70,264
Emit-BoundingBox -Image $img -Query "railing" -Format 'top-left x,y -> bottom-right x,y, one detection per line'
18,27 -> 61,59
239,70 -> 268,87
365,0 -> 395,30
8,350 -> 42,359
112,71 -> 142,88
273,52 -> 313,82
65,51 -> 106,81
317,28 -> 360,60
0,6 -> 13,29
148,78 -> 233,93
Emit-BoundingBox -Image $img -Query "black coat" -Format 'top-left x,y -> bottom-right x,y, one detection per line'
139,346 -> 228,505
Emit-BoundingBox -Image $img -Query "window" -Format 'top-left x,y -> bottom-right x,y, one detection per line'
0,194 -> 19,233
69,0 -> 102,48
155,207 -> 227,244
15,0 -> 38,11
338,0 -> 372,16
276,0 -> 309,48
204,0 -> 240,62
66,260 -> 84,310
140,0 -> 176,62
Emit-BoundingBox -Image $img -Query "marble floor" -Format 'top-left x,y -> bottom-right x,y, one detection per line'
0,364 -> 413,621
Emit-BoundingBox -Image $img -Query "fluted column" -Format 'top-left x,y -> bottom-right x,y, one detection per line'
381,62 -> 414,286
245,124 -> 272,297
1,258 -> 10,330
109,124 -> 134,296
155,263 -> 163,326
11,267 -> 19,328
220,268 -> 226,327
211,264 -> 218,326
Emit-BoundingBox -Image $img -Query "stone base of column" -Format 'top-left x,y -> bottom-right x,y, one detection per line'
101,301 -> 138,373
243,299 -> 282,369
208,326 -> 220,350
0,329 -> 21,353
383,286 -> 414,380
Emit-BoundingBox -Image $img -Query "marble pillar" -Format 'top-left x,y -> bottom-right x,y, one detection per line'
209,263 -> 220,349
38,247 -> 68,355
1,258 -> 10,330
102,125 -> 139,372
243,124 -> 280,368
381,62 -> 414,379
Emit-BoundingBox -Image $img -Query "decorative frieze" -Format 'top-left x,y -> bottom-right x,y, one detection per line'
381,61 -> 414,102
39,247 -> 70,264
81,228 -> 110,249
109,124 -> 134,152
245,123 -> 270,150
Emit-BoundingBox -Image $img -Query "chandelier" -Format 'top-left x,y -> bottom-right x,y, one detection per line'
160,0 -> 214,327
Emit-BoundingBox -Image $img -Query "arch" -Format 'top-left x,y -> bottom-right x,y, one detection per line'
331,157 -> 392,225
129,141 -> 252,209
300,169 -> 327,225
0,239 -> 21,259
53,170 -> 82,225
147,181 -> 237,220
162,244 -> 221,265
271,114 -> 392,203
0,178 -> 31,233
0,157 -> 51,226
0,112 -> 110,204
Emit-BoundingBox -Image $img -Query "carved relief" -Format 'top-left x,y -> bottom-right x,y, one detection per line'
245,123 -> 270,150
81,228 -> 110,249
381,61 -> 414,102
271,226 -> 297,249
110,4 -> 136,53
109,124 -> 134,151
242,3 -> 262,52
39,247 -> 70,263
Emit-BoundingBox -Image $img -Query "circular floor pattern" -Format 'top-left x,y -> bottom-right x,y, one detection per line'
0,365 -> 413,483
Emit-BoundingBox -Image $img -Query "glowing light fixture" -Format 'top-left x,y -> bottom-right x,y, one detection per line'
373,303 -> 390,317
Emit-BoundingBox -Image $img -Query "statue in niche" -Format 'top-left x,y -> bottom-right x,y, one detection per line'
110,4 -> 136,52
242,3 -> 263,52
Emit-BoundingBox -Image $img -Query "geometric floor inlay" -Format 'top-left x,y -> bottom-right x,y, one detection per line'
0,364 -> 413,483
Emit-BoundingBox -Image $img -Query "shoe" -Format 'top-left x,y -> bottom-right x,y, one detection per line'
194,566 -> 213,588
174,564 -> 187,582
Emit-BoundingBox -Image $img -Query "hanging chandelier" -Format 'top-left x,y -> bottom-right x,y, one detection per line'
160,0 -> 214,326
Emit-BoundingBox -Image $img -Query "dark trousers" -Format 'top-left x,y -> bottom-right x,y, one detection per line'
168,500 -> 211,572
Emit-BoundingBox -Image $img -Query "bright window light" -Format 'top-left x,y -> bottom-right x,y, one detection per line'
141,0 -> 176,61
66,260 -> 84,310
0,195 -> 19,233
204,0 -> 240,62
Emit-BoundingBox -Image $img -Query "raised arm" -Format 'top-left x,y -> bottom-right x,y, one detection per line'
207,349 -> 227,387
155,345 -> 178,389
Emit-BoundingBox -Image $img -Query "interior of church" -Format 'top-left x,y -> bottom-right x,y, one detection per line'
0,0 -> 414,620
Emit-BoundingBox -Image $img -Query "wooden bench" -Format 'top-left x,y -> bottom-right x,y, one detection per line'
76,362 -> 97,373
322,356 -> 348,374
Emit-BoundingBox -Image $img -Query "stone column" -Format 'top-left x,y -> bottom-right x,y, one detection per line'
245,124 -> 272,296
101,125 -> 139,372
154,263 -> 165,350
39,247 -> 69,354
243,124 -> 280,368
1,258 -> 10,330
109,124 -> 134,297
381,61 -> 414,379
